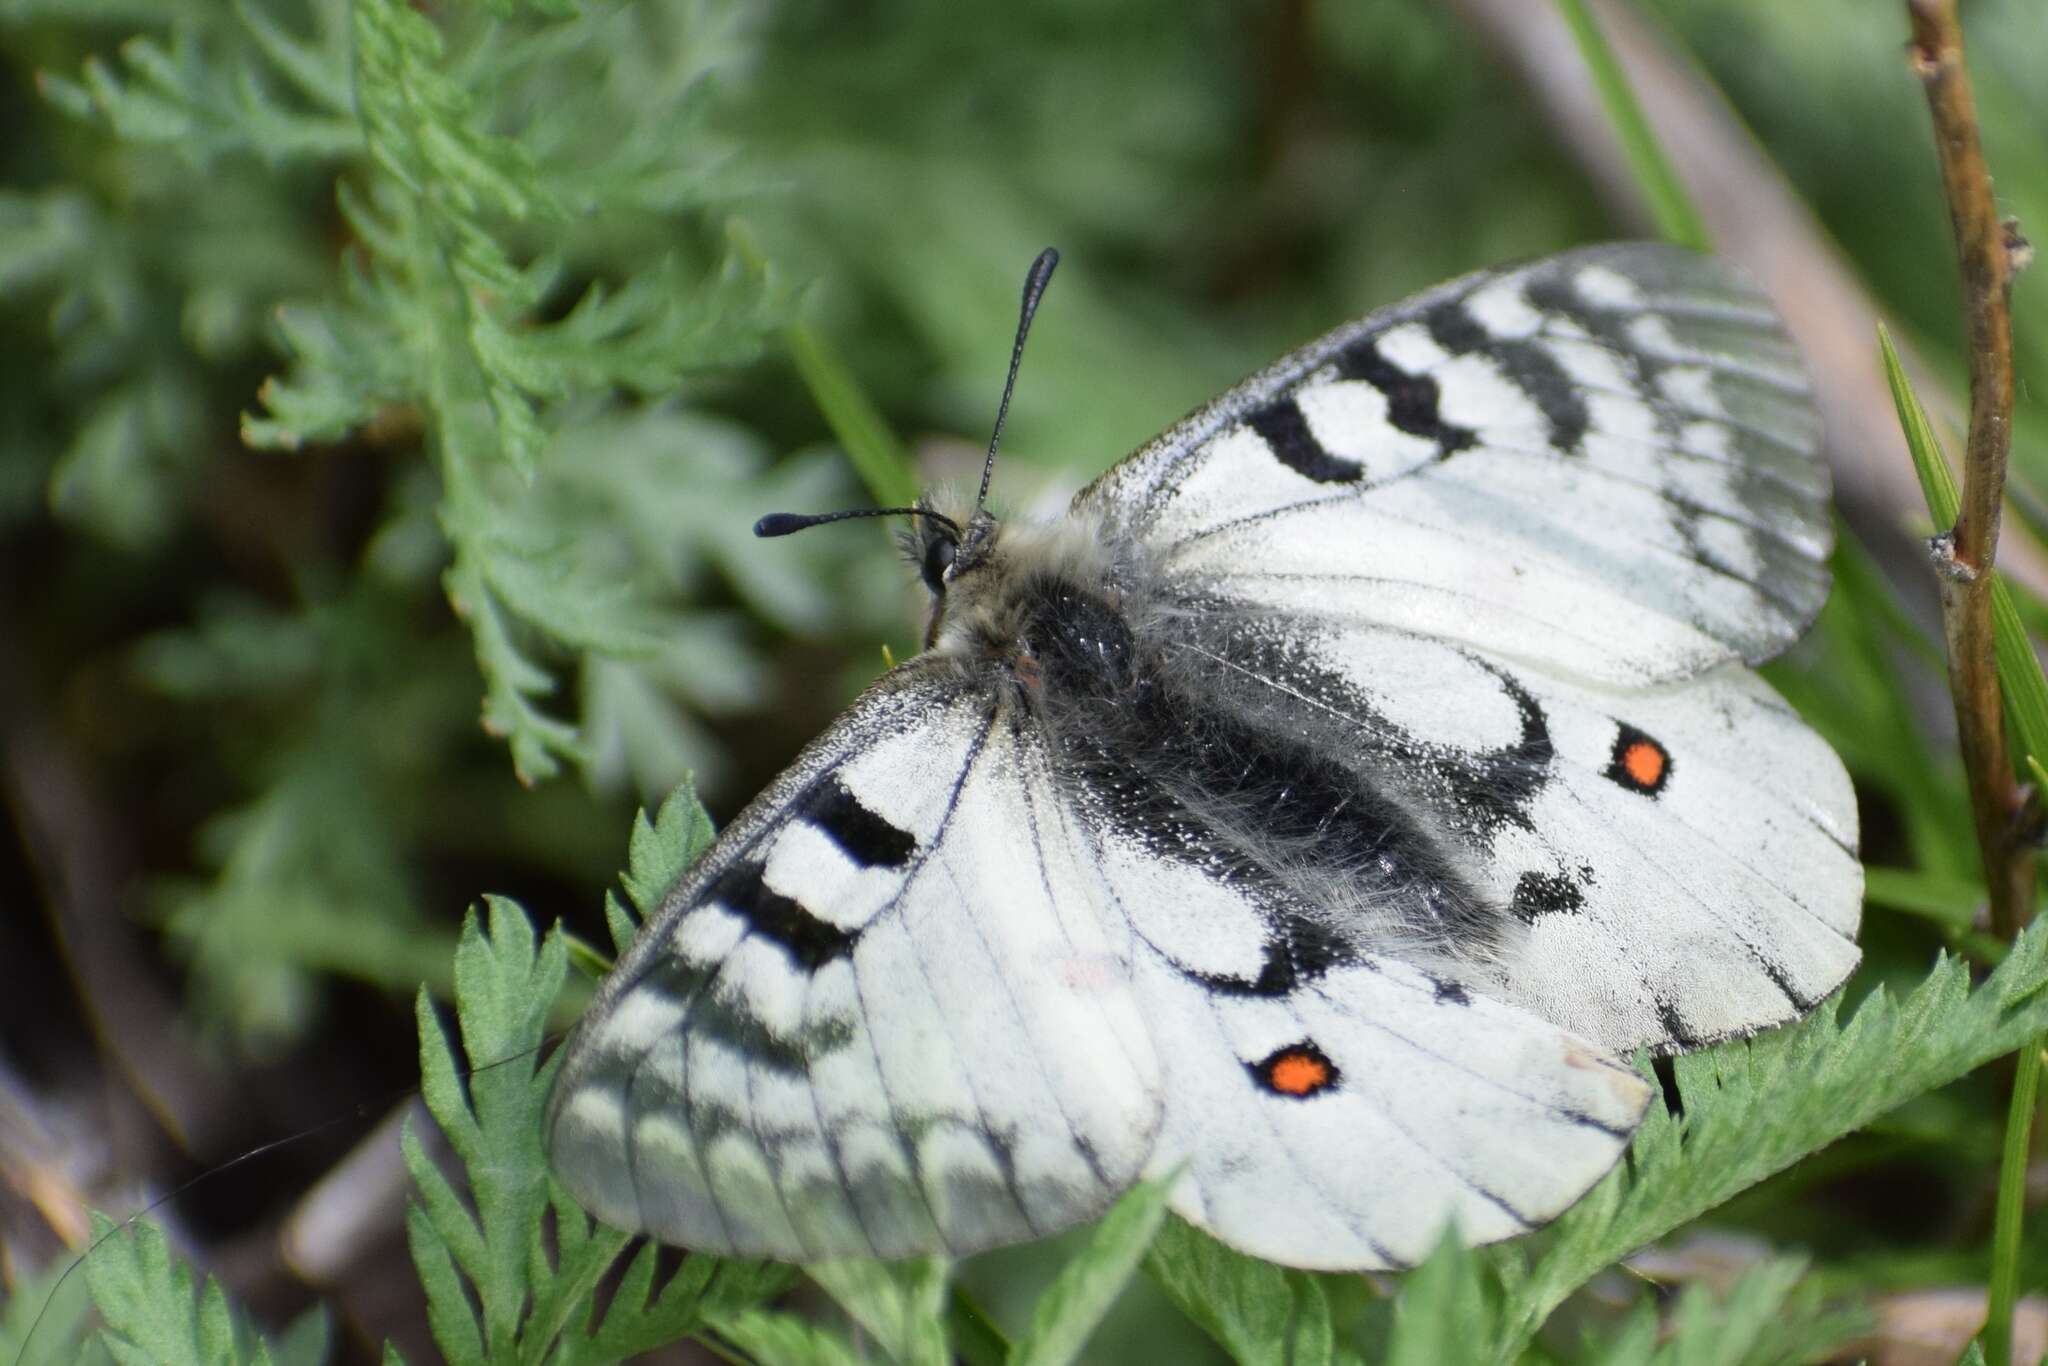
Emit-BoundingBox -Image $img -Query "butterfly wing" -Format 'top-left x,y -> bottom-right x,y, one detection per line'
1086,242 -> 1829,687
1079,830 -> 1651,1269
1082,242 -> 1859,1055
1158,616 -> 1859,1056
546,666 -> 1162,1260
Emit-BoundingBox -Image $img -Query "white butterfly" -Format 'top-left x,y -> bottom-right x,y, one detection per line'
545,244 -> 1861,1271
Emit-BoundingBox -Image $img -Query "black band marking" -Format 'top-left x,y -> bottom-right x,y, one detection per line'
1245,400 -> 1363,484
797,773 -> 916,868
1194,913 -> 1349,999
709,860 -> 858,971
1336,338 -> 1477,455
1424,298 -> 1590,454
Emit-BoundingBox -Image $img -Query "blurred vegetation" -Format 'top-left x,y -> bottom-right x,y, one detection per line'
2,0 -> 2046,1362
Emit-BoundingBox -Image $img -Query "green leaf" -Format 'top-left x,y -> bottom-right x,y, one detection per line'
1879,323 -> 2048,770
1385,1231 -> 1490,1366
83,1213 -> 281,1366
622,779 -> 719,918
787,316 -> 921,509
1144,1219 -> 1333,1366
1008,1176 -> 1174,1366
1631,1258 -> 1867,1366
1883,323 -> 1962,529
1987,1038 -> 2043,1366
1552,0 -> 1709,251
705,1308 -> 867,1366
1862,864 -> 1982,934
1492,912 -> 2048,1357
807,1257 -> 952,1366
406,898 -> 565,1358
3,1257 -> 105,1366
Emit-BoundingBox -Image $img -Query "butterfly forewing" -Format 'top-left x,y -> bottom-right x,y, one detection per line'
546,668 -> 1162,1260
1086,243 -> 1831,687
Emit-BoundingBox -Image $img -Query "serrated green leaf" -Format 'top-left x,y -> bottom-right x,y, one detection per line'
622,779 -> 718,917
1625,1257 -> 1866,1366
600,890 -> 638,960
706,1308 -> 867,1366
83,1213 -> 283,1366
1008,1176 -> 1173,1366
1145,1219 -> 1318,1366
1385,1230 -> 1489,1366
1493,912 -> 2048,1357
808,1257 -> 951,1366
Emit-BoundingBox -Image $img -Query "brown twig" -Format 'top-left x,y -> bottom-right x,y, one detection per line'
1907,0 -> 2031,941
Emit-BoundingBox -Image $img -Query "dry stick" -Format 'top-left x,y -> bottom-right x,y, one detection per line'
1908,0 -> 2030,941
1908,5 -> 2034,1364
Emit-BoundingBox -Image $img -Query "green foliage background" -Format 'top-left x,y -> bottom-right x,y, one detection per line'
2,0 -> 2046,1363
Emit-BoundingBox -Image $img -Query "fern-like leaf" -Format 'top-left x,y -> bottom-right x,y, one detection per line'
83,1213 -> 328,1366
405,810 -> 790,1365
1491,916 -> 2048,1356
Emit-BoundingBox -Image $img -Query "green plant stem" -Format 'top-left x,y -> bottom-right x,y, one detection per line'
1552,0 -> 1709,251
1986,1041 -> 2042,1366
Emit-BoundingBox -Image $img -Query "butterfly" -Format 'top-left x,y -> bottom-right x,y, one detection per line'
544,244 -> 1861,1271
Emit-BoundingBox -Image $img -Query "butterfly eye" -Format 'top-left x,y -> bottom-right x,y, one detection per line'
921,535 -> 957,592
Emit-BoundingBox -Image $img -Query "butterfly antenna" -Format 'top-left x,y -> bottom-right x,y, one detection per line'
754,507 -> 962,539
976,246 -> 1061,514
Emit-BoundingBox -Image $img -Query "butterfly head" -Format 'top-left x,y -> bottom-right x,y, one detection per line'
758,248 -> 1060,649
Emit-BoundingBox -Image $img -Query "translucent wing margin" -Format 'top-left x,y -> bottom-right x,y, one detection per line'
546,668 -> 1162,1260
1084,243 -> 1830,686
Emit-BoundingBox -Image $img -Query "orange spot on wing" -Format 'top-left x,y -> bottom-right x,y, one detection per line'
1622,739 -> 1666,789
1266,1050 -> 1331,1096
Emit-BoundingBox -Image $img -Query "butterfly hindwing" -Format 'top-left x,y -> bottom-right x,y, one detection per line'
1478,659 -> 1860,1052
1157,613 -> 1860,1056
546,670 -> 1163,1260
1071,821 -> 1651,1269
1133,952 -> 1650,1271
1086,242 -> 1829,687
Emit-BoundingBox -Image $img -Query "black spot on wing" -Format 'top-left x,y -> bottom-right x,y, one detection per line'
709,859 -> 858,971
1512,869 -> 1586,923
1244,400 -> 1363,484
1430,975 -> 1471,1005
796,773 -> 916,868
1335,337 -> 1476,455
